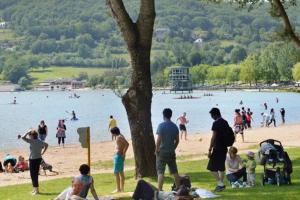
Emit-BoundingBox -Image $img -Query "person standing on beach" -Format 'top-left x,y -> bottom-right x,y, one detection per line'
156,108 -> 180,191
280,108 -> 285,124
38,120 -> 48,141
108,115 -> 117,141
268,108 -> 276,127
21,129 -> 48,195
177,112 -> 189,140
207,108 -> 228,192
233,109 -> 244,142
110,127 -> 129,193
56,120 -> 66,147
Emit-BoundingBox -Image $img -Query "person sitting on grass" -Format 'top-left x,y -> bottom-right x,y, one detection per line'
55,176 -> 86,200
111,127 -> 129,193
15,155 -> 29,172
226,147 -> 247,188
55,164 -> 99,200
77,164 -> 99,200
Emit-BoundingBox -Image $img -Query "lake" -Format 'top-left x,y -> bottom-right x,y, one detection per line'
0,90 -> 300,150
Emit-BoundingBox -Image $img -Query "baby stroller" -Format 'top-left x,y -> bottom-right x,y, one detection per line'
258,139 -> 292,186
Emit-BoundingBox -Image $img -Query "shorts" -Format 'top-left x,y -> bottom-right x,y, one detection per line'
179,124 -> 187,131
207,148 -> 227,172
234,125 -> 244,134
113,153 -> 124,174
156,152 -> 178,175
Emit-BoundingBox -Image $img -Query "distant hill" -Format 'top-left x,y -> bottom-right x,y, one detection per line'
0,0 -> 299,85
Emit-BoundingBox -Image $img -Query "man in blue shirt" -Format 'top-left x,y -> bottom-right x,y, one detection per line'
155,108 -> 180,191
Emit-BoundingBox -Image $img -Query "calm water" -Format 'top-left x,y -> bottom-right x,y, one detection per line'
0,90 -> 300,150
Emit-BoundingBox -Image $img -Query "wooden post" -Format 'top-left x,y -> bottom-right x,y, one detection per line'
87,127 -> 91,170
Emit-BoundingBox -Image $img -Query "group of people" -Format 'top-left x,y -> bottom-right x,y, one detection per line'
0,154 -> 29,173
36,119 -> 67,147
261,107 -> 285,128
7,103 -> 287,198
207,108 -> 256,192
233,107 -> 253,142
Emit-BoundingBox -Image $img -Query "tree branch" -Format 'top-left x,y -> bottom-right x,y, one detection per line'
137,0 -> 156,49
273,0 -> 300,47
106,0 -> 137,47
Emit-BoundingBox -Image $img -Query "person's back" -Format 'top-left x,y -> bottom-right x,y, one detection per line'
211,117 -> 228,150
77,175 -> 92,198
157,120 -> 179,155
234,114 -> 243,125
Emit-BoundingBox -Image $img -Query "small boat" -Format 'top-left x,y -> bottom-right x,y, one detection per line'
173,96 -> 200,99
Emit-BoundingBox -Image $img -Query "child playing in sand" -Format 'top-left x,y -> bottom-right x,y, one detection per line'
245,151 -> 256,187
15,156 -> 29,172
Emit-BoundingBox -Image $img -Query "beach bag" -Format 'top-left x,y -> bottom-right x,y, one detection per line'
224,123 -> 235,147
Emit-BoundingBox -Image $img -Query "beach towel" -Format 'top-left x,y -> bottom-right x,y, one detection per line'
195,188 -> 219,199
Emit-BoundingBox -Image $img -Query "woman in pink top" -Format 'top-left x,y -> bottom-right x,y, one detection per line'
226,146 -> 247,185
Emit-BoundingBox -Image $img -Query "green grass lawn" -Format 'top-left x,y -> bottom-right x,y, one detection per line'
29,66 -> 107,84
0,148 -> 299,200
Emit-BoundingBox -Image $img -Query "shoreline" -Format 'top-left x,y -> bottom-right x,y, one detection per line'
1,123 -> 300,187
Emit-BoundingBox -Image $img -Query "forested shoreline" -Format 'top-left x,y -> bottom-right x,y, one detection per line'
0,0 -> 299,88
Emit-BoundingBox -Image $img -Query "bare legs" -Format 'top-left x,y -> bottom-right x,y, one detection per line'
211,171 -> 225,186
158,173 -> 180,191
180,131 -> 187,140
114,172 -> 125,192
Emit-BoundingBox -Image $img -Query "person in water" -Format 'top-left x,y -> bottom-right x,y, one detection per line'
71,111 -> 78,120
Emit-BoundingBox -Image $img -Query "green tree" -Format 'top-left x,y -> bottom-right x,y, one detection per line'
18,76 -> 31,88
2,55 -> 29,84
190,64 -> 209,85
226,65 -> 240,84
188,51 -> 202,66
277,43 -> 300,81
230,46 -> 247,64
78,44 -> 92,58
293,63 -> 300,81
240,54 -> 260,85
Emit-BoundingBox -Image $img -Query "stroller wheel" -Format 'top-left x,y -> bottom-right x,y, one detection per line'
287,174 -> 292,185
261,174 -> 265,186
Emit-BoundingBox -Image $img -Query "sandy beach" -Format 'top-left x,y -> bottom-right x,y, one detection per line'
1,123 -> 300,187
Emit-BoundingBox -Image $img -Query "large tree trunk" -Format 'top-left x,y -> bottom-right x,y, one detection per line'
122,48 -> 156,177
107,0 -> 156,177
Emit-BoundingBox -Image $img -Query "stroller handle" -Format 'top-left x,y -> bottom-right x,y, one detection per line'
259,139 -> 283,147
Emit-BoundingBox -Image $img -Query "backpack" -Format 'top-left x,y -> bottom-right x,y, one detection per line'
223,122 -> 235,147
171,175 -> 191,191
